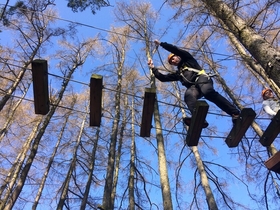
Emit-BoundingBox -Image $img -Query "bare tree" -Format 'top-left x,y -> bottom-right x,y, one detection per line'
128,97 -> 136,210
1,37 -> 97,210
57,104 -> 88,210
200,0 -> 280,88
0,1 -> 66,111
114,1 -> 174,209
1,0 -> 280,209
101,26 -> 131,209
32,96 -> 76,210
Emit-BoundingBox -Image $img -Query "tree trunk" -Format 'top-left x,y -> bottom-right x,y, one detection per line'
80,129 -> 100,209
102,28 -> 127,209
57,107 -> 87,210
153,102 -> 174,210
201,0 -> 280,87
128,98 -> 136,210
217,17 -> 280,98
111,95 -> 128,208
0,82 -> 31,140
0,119 -> 42,210
192,147 -> 218,210
172,81 -> 218,209
32,100 -> 75,210
209,21 -> 279,156
1,38 -> 92,209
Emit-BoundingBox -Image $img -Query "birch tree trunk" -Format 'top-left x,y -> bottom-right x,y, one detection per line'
192,147 -> 218,210
201,0 -> 280,87
80,128 -> 101,209
206,22 -> 279,156
152,101 -> 173,210
32,99 -> 76,210
101,27 -> 128,209
115,2 -> 174,207
111,95 -> 128,207
0,119 -> 42,209
129,98 -> 136,210
57,106 -> 88,210
144,17 -> 174,210
217,17 -> 280,98
0,82 -> 31,140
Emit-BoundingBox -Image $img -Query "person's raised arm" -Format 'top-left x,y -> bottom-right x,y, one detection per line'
147,57 -> 179,82
154,39 -> 194,61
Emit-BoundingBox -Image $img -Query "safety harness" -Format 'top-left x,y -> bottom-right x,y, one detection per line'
179,65 -> 216,84
180,66 -> 206,75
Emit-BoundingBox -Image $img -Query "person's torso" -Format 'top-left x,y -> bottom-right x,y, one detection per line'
264,98 -> 280,112
177,61 -> 200,87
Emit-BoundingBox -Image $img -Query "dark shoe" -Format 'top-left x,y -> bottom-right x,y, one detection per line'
183,117 -> 192,126
232,114 -> 240,124
183,117 -> 209,128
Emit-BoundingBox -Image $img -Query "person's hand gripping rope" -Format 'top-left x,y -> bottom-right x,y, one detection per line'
147,58 -> 154,69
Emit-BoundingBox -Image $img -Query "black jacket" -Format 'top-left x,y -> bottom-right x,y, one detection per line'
152,42 -> 202,88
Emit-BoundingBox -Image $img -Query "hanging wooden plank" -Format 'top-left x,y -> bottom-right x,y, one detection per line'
31,59 -> 49,115
225,108 -> 256,148
140,88 -> 156,137
185,100 -> 209,146
90,74 -> 103,127
259,110 -> 280,146
265,151 -> 280,174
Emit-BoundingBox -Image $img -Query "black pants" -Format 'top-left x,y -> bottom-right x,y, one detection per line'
184,75 -> 240,116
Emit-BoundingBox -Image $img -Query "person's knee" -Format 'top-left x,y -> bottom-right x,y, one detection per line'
203,89 -> 218,100
184,93 -> 195,103
185,88 -> 199,100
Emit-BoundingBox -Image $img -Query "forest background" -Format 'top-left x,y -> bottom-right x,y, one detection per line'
0,0 -> 280,209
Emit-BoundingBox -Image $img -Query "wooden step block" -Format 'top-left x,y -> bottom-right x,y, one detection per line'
90,74 -> 103,127
260,110 -> 280,146
31,59 -> 49,115
185,100 -> 209,146
140,88 -> 156,137
265,151 -> 280,174
225,108 -> 256,148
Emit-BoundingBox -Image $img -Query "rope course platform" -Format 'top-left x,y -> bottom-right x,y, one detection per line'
265,151 -> 280,174
90,74 -> 103,127
31,59 -> 50,115
225,108 -> 256,148
140,88 -> 156,137
260,110 -> 280,174
185,100 -> 209,146
30,69 -> 280,173
260,110 -> 280,146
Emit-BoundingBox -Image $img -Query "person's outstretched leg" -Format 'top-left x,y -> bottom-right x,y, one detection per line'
196,75 -> 240,118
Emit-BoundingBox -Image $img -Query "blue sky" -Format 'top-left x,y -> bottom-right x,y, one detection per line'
1,0 -> 279,209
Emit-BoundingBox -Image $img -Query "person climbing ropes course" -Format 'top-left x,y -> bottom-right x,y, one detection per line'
147,40 -> 240,128
262,88 -> 280,118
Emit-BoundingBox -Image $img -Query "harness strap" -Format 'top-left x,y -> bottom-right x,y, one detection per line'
180,66 -> 218,84
181,66 -> 217,77
181,66 -> 206,75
